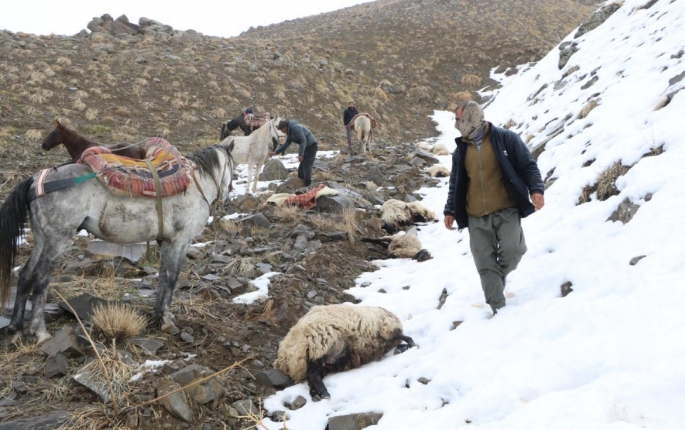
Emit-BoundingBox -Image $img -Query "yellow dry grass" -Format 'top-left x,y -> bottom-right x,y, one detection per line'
225,257 -> 257,278
91,303 -> 147,342
273,204 -> 301,223
597,162 -> 630,201
460,74 -> 483,87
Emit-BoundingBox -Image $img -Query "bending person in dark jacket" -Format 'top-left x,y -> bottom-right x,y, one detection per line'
444,101 -> 544,315
269,120 -> 318,186
343,101 -> 359,150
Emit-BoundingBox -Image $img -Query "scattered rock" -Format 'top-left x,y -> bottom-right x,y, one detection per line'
288,395 -> 307,410
45,353 -> 68,378
86,241 -> 154,263
410,149 -> 440,165
231,399 -> 258,416
179,332 -> 195,343
260,159 -> 289,181
326,413 -> 383,430
289,224 -> 315,240
417,377 -> 431,385
561,281 -> 573,297
40,326 -> 83,358
170,365 -> 223,406
607,198 -> 640,224
157,379 -> 193,422
364,166 -> 386,186
574,3 -> 621,38
314,231 -> 349,242
131,337 -> 165,355
11,382 -> 27,396
558,41 -> 579,70
72,369 -> 114,403
629,255 -> 646,266
0,410 -> 69,430
452,321 -> 463,330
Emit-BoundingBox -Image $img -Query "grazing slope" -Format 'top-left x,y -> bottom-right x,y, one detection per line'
263,1 -> 685,429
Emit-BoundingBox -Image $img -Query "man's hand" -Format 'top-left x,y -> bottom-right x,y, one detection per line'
444,215 -> 456,231
298,156 -> 304,162
268,151 -> 276,157
532,193 -> 545,211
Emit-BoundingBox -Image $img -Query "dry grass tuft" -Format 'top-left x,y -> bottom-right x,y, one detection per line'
460,74 -> 483,87
451,91 -> 475,103
313,170 -> 339,181
597,162 -> 630,201
225,257 -> 257,278
578,183 -> 597,204
219,218 -> 240,234
58,405 -> 124,430
579,99 -> 599,119
25,129 -> 43,141
91,303 -> 147,342
644,144 -> 664,157
308,214 -> 340,232
273,204 -> 301,223
343,207 -> 358,244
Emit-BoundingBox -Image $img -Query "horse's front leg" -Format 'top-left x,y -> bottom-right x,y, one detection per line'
245,162 -> 253,195
155,240 -> 191,334
252,162 -> 262,193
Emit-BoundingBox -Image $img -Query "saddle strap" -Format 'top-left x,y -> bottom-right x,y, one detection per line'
190,169 -> 212,207
27,171 -> 97,203
144,159 -> 165,241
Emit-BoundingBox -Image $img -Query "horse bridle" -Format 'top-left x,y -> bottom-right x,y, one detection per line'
192,146 -> 232,207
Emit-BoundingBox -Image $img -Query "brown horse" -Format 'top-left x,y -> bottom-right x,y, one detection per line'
42,121 -> 146,161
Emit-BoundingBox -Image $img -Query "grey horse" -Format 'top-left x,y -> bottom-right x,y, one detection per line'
0,143 -> 235,343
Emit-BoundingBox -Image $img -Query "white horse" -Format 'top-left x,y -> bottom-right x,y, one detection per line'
221,117 -> 282,194
353,115 -> 373,155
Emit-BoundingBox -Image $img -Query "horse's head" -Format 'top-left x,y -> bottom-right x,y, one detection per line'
41,120 -> 67,151
270,117 -> 284,152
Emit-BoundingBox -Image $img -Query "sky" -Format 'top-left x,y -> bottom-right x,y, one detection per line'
0,0 -> 373,38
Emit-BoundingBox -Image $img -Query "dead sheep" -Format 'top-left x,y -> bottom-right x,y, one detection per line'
275,304 -> 416,400
362,232 -> 433,262
431,143 -> 451,156
380,199 -> 435,233
427,165 -> 451,178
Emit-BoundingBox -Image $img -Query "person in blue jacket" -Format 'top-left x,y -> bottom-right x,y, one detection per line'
269,120 -> 318,186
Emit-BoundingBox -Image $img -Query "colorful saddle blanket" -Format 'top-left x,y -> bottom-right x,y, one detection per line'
78,137 -> 194,198
348,113 -> 378,131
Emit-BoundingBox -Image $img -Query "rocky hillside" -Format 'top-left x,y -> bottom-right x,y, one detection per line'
0,0 -> 595,178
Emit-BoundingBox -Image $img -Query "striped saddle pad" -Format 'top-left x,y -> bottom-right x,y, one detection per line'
245,112 -> 271,128
78,137 -> 194,198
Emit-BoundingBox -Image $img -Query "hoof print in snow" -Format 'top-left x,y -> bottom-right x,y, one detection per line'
561,282 -> 574,297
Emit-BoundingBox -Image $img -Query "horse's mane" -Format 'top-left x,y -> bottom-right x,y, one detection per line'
188,146 -> 225,175
60,124 -> 95,145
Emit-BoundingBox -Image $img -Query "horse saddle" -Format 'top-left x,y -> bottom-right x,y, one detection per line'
245,112 -> 271,128
79,137 -> 194,198
348,113 -> 378,130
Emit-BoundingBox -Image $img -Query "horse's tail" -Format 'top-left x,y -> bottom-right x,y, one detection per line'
0,177 -> 34,306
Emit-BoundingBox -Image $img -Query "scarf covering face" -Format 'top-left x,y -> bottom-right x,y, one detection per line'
455,101 -> 486,141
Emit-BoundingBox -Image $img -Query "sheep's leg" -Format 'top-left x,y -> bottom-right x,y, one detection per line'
306,359 -> 330,401
393,334 -> 418,354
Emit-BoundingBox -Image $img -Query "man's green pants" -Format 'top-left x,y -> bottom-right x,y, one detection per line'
468,208 -> 527,313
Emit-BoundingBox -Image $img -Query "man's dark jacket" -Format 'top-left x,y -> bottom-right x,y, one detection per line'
444,123 -> 544,230
275,120 -> 318,157
343,107 -> 359,126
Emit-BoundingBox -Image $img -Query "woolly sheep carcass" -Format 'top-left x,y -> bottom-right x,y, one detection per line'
431,143 -> 451,156
274,304 -> 416,401
380,199 -> 435,233
362,231 -> 432,262
427,165 -> 451,178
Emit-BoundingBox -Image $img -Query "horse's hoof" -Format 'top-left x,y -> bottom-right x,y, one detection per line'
35,331 -> 52,345
311,394 -> 321,402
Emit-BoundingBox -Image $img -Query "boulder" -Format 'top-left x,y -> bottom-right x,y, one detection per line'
254,369 -> 294,389
558,42 -> 579,70
157,379 -> 193,422
131,337 -> 165,356
234,195 -> 260,212
45,353 -> 68,378
238,213 -> 270,229
326,413 -> 383,430
316,195 -> 353,213
293,235 -> 309,253
260,159 -> 289,181
231,399 -> 258,416
364,166 -> 385,186
276,177 -> 306,193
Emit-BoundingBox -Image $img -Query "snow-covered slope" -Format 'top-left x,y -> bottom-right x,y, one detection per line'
262,1 -> 685,428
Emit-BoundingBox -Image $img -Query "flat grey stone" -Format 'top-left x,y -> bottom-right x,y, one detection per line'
315,231 -> 349,242
131,337 -> 165,355
73,369 -> 113,403
293,235 -> 309,253
40,327 -> 83,358
260,159 -> 289,181
315,195 -> 353,213
289,395 -> 306,410
290,224 -> 315,239
231,399 -> 258,416
157,379 -> 193,422
58,293 -> 109,322
180,332 -> 194,343
238,213 -> 270,229
629,255 -> 646,266
0,410 -> 69,430
327,413 -> 383,430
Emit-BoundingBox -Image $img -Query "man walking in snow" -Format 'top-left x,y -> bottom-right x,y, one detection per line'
269,119 -> 318,186
443,101 -> 544,315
